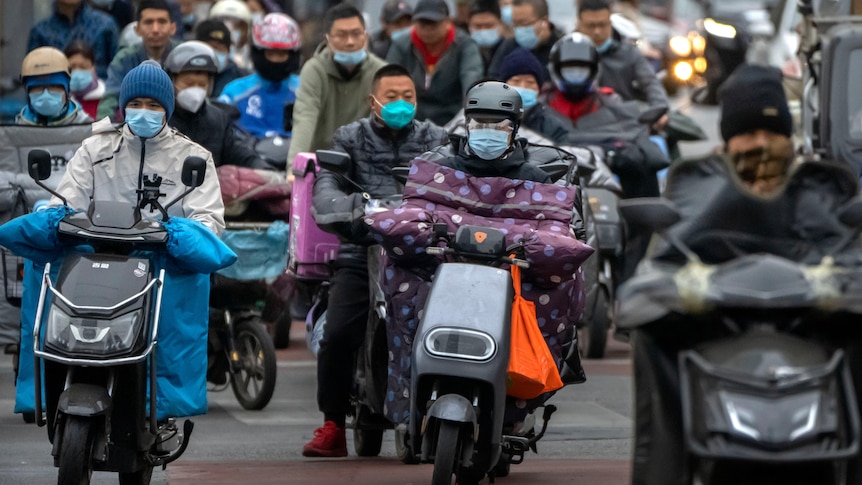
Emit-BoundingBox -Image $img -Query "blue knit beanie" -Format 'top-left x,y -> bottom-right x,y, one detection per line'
119,60 -> 174,119
498,47 -> 545,87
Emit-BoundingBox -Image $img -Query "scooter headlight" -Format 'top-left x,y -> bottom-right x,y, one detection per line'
703,18 -> 737,39
716,389 -> 831,443
424,327 -> 496,362
669,36 -> 692,57
45,306 -> 144,357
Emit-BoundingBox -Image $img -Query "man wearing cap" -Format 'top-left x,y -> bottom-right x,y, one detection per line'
97,0 -> 180,121
56,60 -> 224,234
196,18 -> 249,97
386,0 -> 484,126
16,47 -> 93,126
628,65 -> 820,485
370,0 -> 414,59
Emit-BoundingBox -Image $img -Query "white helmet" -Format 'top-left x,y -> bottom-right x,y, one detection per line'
209,0 -> 252,23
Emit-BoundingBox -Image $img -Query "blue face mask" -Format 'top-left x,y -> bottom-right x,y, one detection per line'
332,48 -> 367,67
29,88 -> 66,118
214,51 -> 228,72
90,0 -> 114,7
69,69 -> 94,92
501,6 -> 513,25
375,98 -> 416,130
596,37 -> 614,54
471,28 -> 501,48
514,86 -> 538,109
125,108 -> 165,138
390,26 -> 411,42
514,25 -> 540,49
468,128 -> 511,160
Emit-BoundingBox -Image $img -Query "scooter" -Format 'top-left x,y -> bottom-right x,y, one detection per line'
311,150 -> 402,456
26,149 -> 204,484
618,196 -> 862,484
402,224 -> 556,484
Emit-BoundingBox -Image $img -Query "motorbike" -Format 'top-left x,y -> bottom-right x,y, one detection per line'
400,223 -> 558,484
25,149 -> 207,484
206,224 -> 281,411
618,194 -> 862,484
308,149 -> 404,456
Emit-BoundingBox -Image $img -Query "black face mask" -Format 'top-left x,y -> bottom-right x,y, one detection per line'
251,47 -> 301,82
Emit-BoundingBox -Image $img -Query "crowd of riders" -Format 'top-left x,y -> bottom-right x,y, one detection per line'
5,0 -> 714,471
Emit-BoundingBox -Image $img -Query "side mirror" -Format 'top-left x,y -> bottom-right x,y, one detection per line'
619,197 -> 681,232
181,156 -> 207,188
315,150 -> 351,174
637,106 -> 669,126
28,149 -> 52,181
391,166 -> 410,185
838,197 -> 862,228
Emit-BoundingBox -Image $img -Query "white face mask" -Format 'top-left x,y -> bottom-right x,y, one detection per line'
176,87 -> 207,113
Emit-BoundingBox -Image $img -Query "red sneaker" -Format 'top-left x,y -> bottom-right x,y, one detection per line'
302,421 -> 347,457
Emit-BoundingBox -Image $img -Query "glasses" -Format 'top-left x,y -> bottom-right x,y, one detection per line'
467,118 -> 514,132
580,20 -> 611,31
328,29 -> 367,42
511,17 -> 539,28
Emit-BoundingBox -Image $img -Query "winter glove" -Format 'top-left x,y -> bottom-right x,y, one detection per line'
163,217 -> 238,274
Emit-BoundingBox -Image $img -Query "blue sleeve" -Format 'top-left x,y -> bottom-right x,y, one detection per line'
0,207 -> 76,264
163,217 -> 237,274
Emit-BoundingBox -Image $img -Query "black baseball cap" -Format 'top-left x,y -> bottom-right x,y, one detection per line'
413,0 -> 450,22
382,0 -> 413,23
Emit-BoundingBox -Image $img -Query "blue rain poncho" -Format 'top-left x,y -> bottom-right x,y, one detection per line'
0,208 -> 236,419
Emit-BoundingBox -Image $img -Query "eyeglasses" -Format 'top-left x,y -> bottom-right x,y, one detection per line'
328,29 -> 367,42
511,17 -> 540,28
467,118 -> 514,132
580,20 -> 611,31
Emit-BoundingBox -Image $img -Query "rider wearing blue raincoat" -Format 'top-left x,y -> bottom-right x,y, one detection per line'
0,61 -> 235,419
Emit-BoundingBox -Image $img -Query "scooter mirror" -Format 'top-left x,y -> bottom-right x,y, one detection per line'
316,150 -> 351,174
838,197 -> 862,228
28,149 -> 52,181
181,156 -> 207,188
637,106 -> 669,126
619,197 -> 681,232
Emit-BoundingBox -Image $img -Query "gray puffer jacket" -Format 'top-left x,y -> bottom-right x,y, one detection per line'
312,115 -> 449,264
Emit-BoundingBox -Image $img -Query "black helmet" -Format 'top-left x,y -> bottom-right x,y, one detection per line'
465,81 -> 523,126
164,41 -> 218,75
548,33 -> 598,101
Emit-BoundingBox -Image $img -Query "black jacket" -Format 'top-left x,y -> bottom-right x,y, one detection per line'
169,101 -> 264,169
422,135 -> 551,183
487,24 -> 564,85
312,116 -> 449,262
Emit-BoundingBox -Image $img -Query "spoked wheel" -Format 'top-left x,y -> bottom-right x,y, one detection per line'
230,317 -> 277,410
353,428 -> 384,457
118,464 -> 154,485
579,287 -> 610,359
58,416 -> 94,485
431,421 -> 461,485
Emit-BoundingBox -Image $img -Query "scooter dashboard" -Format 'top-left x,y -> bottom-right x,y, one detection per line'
58,212 -> 169,247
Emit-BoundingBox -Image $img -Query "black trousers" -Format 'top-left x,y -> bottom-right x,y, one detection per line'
316,263 -> 370,421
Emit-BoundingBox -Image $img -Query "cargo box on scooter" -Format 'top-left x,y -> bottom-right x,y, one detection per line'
288,153 -> 339,281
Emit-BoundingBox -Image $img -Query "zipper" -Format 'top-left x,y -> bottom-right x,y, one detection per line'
136,137 -> 146,205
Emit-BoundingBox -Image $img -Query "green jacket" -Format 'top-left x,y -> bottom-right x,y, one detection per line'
287,44 -> 387,167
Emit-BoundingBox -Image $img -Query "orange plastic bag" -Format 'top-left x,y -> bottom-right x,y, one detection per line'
506,263 -> 564,400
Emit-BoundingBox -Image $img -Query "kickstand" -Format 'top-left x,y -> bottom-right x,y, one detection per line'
527,404 -> 557,453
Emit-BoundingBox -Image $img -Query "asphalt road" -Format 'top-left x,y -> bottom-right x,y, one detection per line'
0,93 -> 721,485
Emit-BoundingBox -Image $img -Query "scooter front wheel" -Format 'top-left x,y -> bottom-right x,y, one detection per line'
353,428 -> 384,457
230,317 -> 277,410
431,421 -> 461,485
58,416 -> 94,485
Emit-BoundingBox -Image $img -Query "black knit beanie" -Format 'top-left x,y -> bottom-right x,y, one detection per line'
719,64 -> 792,142
498,47 -> 545,86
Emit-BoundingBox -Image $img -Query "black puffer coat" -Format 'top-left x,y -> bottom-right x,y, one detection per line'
169,101 -> 265,169
312,115 -> 449,264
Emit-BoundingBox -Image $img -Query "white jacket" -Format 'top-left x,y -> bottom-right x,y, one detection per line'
52,118 -> 225,235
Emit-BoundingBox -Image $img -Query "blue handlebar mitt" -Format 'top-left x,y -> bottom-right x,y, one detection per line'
163,217 -> 238,274
0,206 -> 76,263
